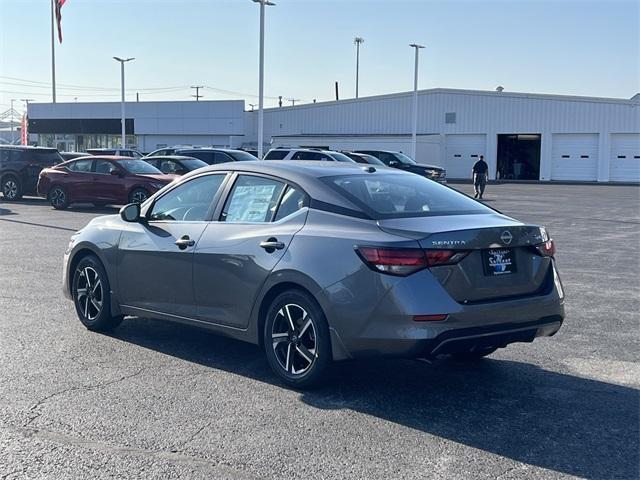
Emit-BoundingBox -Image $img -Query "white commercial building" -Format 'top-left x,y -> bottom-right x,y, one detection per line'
28,88 -> 640,182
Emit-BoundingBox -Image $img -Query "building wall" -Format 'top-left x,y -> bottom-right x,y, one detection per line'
246,89 -> 640,181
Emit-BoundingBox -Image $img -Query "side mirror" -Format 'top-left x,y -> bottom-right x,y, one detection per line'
120,203 -> 141,223
388,160 -> 399,167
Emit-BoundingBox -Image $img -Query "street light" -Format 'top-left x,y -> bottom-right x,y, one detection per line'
252,0 -> 275,159
409,43 -> 425,161
113,56 -> 134,149
354,37 -> 364,98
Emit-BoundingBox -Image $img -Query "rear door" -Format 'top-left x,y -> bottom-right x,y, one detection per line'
117,173 -> 229,317
65,158 -> 95,201
193,174 -> 308,328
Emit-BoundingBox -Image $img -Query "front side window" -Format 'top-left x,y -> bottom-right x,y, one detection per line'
325,173 -> 493,218
68,159 -> 93,172
149,174 -> 226,221
212,152 -> 233,164
94,159 -> 119,174
158,159 -> 180,174
222,175 -> 285,223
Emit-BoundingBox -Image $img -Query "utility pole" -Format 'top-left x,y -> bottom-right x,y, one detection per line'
409,43 -> 425,161
190,85 -> 204,101
10,99 -> 15,144
354,37 -> 364,98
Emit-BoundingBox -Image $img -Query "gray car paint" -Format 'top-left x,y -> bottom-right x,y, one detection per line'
63,161 -> 564,361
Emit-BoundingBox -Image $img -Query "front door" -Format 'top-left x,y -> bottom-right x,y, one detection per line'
194,174 -> 308,328
117,173 -> 228,318
92,159 -> 126,203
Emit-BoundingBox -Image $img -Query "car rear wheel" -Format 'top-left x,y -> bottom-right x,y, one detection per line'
451,347 -> 498,360
1,175 -> 22,201
72,255 -> 123,332
129,188 -> 149,204
49,186 -> 69,210
263,290 -> 331,389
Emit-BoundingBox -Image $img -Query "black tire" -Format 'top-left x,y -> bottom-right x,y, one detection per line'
72,255 -> 123,332
1,175 -> 22,201
129,187 -> 149,204
451,347 -> 498,361
49,185 -> 69,210
263,289 -> 331,389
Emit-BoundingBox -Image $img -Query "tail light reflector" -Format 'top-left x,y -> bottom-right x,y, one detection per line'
356,247 -> 469,276
413,314 -> 448,322
535,240 -> 555,257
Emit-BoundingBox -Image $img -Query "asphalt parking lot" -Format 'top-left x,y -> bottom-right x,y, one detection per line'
1,183 -> 638,480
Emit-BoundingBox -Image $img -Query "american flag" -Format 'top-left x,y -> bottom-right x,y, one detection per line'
55,0 -> 66,43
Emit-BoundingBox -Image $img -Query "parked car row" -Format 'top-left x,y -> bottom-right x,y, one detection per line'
0,144 -> 447,209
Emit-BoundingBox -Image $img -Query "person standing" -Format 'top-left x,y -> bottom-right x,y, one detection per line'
472,155 -> 489,199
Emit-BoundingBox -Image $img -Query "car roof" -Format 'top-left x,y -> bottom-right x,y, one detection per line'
175,147 -> 243,153
0,145 -> 58,151
144,155 -> 201,161
179,160 -> 401,216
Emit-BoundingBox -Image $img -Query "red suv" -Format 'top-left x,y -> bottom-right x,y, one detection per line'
37,156 -> 176,209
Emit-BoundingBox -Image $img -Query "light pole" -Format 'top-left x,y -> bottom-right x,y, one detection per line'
113,57 -> 134,149
409,43 -> 424,161
252,0 -> 275,159
354,37 -> 364,99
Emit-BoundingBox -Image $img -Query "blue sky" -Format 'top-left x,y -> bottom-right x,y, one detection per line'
0,0 -> 638,112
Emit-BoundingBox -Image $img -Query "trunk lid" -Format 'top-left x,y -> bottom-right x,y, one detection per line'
378,213 -> 552,303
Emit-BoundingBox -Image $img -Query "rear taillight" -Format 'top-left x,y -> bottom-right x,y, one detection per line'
535,240 -> 555,257
356,247 -> 469,276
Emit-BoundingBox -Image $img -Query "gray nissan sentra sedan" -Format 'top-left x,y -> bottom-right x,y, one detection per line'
62,161 -> 564,387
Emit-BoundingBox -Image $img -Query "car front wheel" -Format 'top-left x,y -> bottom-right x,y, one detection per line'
49,186 -> 69,209
263,290 -> 331,389
72,255 -> 123,332
128,188 -> 149,204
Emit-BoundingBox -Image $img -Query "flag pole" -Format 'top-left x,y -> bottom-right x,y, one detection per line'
50,0 -> 56,103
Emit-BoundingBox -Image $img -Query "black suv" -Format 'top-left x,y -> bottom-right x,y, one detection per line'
0,146 -> 63,200
354,150 -> 447,183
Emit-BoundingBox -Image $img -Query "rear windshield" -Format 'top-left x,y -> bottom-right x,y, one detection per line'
324,173 -> 493,218
33,150 -> 63,164
119,160 -> 162,174
180,159 -> 208,170
264,150 -> 289,160
228,150 -> 258,162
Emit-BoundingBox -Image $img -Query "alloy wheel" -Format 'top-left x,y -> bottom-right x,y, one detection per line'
50,187 -> 66,208
271,303 -> 317,375
3,179 -> 18,199
131,190 -> 148,203
75,266 -> 104,321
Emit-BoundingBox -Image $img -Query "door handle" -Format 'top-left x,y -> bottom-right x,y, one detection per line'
175,235 -> 195,250
259,238 -> 285,252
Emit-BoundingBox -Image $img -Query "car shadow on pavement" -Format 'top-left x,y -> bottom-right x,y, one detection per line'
111,317 -> 639,480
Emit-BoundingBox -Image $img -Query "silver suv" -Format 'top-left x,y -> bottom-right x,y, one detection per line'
264,148 -> 355,162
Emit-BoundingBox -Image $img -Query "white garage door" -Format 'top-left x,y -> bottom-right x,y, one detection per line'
445,134 -> 486,179
610,134 -> 640,182
551,133 -> 599,181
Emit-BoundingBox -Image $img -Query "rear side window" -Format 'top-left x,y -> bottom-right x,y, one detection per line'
274,186 -> 307,221
324,173 -> 493,218
222,175 -> 285,223
184,151 -> 215,164
212,152 -> 233,164
292,151 -> 331,161
264,150 -> 289,160
68,159 -> 93,172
